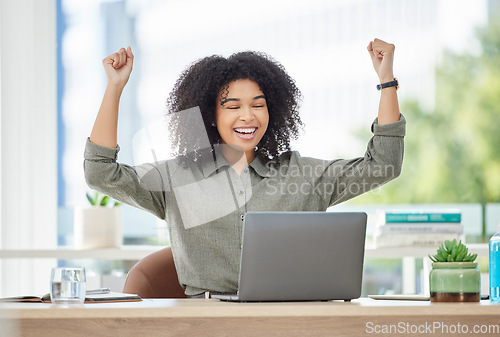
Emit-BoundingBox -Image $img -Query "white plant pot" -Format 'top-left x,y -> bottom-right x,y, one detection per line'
74,207 -> 122,249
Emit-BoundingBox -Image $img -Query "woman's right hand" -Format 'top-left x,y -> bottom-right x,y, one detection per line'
102,46 -> 134,89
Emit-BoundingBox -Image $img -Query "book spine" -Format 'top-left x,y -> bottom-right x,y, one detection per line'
384,213 -> 461,223
376,223 -> 463,234
374,233 -> 462,247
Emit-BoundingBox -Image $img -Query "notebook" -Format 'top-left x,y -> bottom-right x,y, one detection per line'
0,290 -> 141,303
212,211 -> 367,302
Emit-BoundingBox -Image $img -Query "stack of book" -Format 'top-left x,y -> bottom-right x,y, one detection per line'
373,209 -> 463,247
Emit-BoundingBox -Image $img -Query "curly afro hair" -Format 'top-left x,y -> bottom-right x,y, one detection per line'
166,51 -> 303,164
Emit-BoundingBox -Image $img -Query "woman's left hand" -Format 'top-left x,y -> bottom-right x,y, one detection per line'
367,39 -> 395,83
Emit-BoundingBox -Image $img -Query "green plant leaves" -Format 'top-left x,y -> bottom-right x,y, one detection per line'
429,239 -> 477,263
86,191 -> 96,206
86,190 -> 119,207
100,195 -> 110,206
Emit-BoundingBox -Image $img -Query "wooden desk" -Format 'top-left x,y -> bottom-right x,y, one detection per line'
0,244 -> 489,260
1,298 -> 500,337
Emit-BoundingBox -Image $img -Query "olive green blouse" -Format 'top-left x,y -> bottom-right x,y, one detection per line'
84,115 -> 406,295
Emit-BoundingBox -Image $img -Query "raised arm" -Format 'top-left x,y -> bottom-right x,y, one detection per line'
367,39 -> 400,125
294,40 -> 405,207
84,47 -> 167,219
90,46 -> 134,148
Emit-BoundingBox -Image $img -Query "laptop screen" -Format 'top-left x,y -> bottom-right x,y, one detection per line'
236,212 -> 367,301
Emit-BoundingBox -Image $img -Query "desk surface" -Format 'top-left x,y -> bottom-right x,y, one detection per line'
0,244 -> 489,260
2,298 -> 500,337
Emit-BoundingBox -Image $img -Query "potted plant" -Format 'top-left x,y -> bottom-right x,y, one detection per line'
74,191 -> 122,249
429,239 -> 480,302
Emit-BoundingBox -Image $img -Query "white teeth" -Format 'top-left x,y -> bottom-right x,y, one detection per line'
235,128 -> 256,134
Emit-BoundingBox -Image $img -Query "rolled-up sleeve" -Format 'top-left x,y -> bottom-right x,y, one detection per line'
330,114 -> 405,205
295,114 -> 406,207
366,113 -> 406,175
83,138 -> 166,219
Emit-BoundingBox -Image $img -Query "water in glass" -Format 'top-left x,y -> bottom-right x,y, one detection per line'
50,267 -> 86,304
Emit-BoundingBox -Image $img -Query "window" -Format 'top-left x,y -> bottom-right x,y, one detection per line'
1,0 -> 57,297
57,0 -> 490,243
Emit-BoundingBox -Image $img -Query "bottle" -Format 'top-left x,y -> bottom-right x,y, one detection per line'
489,225 -> 500,302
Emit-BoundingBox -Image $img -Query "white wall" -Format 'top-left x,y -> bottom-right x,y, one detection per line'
0,0 -> 57,296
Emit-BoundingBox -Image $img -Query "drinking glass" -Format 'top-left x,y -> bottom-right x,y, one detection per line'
50,267 -> 86,304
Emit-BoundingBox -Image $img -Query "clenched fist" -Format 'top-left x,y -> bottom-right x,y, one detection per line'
102,46 -> 134,89
367,39 -> 395,83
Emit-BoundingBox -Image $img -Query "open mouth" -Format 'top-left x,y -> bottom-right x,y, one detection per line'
234,127 -> 257,140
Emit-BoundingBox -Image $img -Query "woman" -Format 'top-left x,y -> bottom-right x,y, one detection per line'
84,39 -> 405,297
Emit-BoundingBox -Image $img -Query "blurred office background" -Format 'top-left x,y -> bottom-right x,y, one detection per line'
1,0 -> 499,297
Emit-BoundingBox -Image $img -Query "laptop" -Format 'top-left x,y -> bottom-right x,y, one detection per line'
212,212 -> 367,302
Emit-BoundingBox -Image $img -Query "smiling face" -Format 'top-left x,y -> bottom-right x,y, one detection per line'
215,79 -> 269,162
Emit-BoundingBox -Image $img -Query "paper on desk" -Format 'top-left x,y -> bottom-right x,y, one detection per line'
0,292 -> 142,303
368,294 -> 430,301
